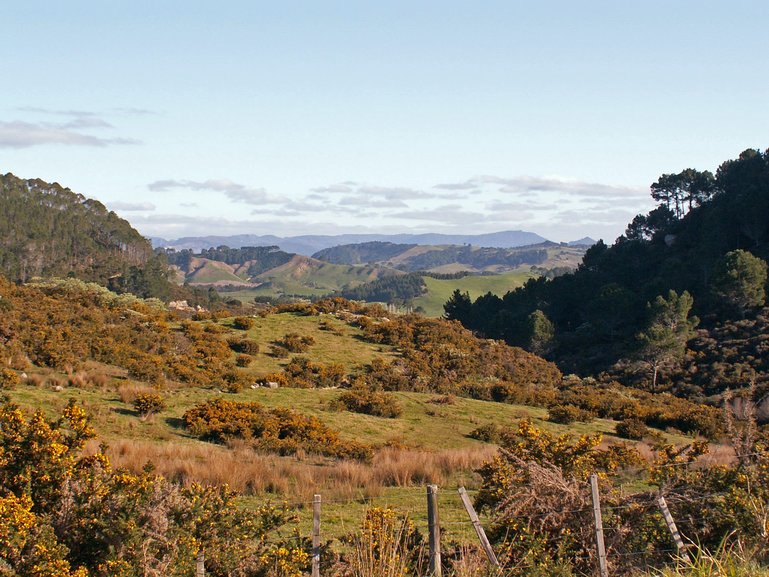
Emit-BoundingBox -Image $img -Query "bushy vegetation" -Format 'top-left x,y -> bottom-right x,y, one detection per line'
0,398 -> 308,577
0,277 -> 240,388
547,403 -> 594,424
133,392 -> 166,417
331,383 -> 404,418
182,398 -> 372,460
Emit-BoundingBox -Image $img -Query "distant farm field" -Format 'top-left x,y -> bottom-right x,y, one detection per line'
413,271 -> 535,316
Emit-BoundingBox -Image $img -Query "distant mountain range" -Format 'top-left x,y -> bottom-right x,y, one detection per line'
152,230 -> 592,255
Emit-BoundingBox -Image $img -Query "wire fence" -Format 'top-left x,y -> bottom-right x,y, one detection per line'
234,475 -> 745,577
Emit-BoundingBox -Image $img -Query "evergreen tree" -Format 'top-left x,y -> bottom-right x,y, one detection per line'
712,250 -> 768,315
443,289 -> 472,325
636,290 -> 698,391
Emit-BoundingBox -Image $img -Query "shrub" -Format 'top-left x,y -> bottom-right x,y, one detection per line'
468,423 -> 501,443
235,354 -> 252,367
615,417 -> 648,440
232,316 -> 255,330
182,398 -> 372,460
133,393 -> 166,418
332,386 -> 403,418
282,356 -> 346,388
548,404 -> 595,424
227,337 -> 260,355
277,333 -> 315,353
0,368 -> 21,389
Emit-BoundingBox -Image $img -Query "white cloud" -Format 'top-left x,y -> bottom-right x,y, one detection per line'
0,120 -> 139,149
109,201 -> 156,211
147,178 -> 271,205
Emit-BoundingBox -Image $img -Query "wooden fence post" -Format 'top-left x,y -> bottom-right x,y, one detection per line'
589,474 -> 609,577
657,495 -> 690,562
195,550 -> 205,577
312,494 -> 321,577
457,487 -> 500,568
427,484 -> 442,577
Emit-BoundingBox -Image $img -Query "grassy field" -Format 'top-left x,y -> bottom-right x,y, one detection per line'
219,311 -> 399,376
223,270 -> 536,317
7,360 -> 651,544
413,271 -> 535,316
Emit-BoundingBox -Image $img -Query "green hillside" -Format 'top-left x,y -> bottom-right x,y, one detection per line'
413,271 -> 535,316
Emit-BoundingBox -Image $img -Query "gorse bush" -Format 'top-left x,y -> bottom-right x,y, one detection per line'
133,392 -> 166,417
547,404 -> 595,424
182,398 -> 372,460
331,383 -> 403,418
277,332 -> 315,353
232,316 -> 255,330
0,398 -> 304,577
282,356 -> 346,388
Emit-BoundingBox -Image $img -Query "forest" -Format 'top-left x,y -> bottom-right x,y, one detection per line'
446,148 -> 769,401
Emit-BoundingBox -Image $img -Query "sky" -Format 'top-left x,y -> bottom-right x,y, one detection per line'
1,1 -> 768,243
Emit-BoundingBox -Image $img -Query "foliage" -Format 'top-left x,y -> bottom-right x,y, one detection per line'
712,249 -> 768,314
0,173 -> 153,285
313,241 -> 417,265
635,290 -> 699,391
182,398 -> 372,460
615,417 -> 648,439
446,148 -> 769,395
467,423 -> 503,443
475,420 -> 643,576
232,316 -> 255,330
0,368 -> 21,390
0,398 -> 306,576
342,507 -> 424,577
227,337 -> 260,354
133,392 -> 166,417
547,404 -> 594,424
276,332 -> 316,353
281,356 -> 346,388
331,382 -> 403,418
339,273 -> 426,304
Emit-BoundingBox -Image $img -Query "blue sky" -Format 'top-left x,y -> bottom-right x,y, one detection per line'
2,1 -> 767,242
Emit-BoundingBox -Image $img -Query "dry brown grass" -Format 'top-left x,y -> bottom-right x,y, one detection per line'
96,440 -> 495,503
117,382 -> 157,404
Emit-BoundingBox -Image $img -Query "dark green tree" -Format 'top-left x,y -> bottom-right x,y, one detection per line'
636,290 -> 699,391
443,289 -> 472,325
711,250 -> 768,315
526,309 -> 555,357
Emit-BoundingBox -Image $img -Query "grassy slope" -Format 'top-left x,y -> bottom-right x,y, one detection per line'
413,271 -> 536,316
5,308 -> 685,544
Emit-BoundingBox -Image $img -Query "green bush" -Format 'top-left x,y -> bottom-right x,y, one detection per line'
277,332 -> 315,353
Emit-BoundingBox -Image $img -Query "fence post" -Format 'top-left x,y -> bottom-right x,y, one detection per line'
589,474 -> 609,577
312,494 -> 321,577
457,486 -> 500,568
427,484 -> 442,577
196,550 -> 205,577
657,495 -> 690,562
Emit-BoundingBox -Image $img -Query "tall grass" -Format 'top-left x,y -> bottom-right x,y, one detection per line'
100,440 -> 495,503
643,544 -> 769,577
